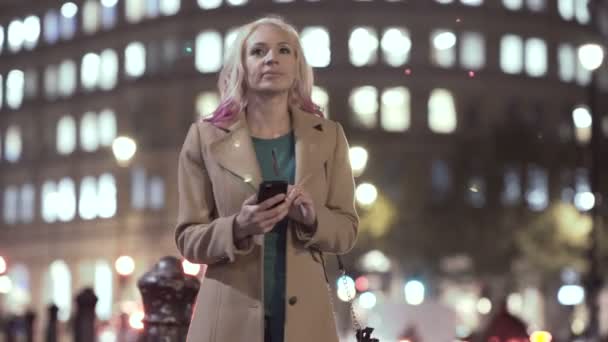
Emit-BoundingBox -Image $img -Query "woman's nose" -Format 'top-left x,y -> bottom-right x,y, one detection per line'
264,50 -> 279,65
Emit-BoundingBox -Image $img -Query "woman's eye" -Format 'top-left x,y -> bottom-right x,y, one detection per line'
280,47 -> 291,54
251,48 -> 264,56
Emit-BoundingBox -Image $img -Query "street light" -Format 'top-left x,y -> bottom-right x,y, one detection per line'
0,256 -> 7,275
112,136 -> 137,166
577,41 -> 605,341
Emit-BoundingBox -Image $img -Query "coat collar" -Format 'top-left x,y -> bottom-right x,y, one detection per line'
209,105 -> 325,193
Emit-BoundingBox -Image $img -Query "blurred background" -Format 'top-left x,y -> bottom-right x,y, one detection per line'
1,0 -> 608,341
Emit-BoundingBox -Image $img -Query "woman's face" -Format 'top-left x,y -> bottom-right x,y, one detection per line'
244,24 -> 298,96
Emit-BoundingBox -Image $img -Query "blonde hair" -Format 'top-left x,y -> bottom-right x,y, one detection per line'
205,15 -> 321,124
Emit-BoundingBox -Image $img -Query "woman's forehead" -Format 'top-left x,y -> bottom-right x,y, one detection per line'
246,24 -> 294,47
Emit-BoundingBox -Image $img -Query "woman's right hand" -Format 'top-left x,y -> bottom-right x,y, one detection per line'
234,193 -> 291,242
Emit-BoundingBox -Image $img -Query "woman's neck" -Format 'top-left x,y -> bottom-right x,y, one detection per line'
246,93 -> 291,139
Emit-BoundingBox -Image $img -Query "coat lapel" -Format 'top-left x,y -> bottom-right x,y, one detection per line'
292,106 -> 326,187
209,112 -> 263,192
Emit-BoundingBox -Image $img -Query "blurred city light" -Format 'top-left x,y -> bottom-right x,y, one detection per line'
0,256 -> 6,275
101,0 -> 118,7
574,191 -> 595,211
182,259 -> 201,276
578,43 -> 604,71
349,146 -> 368,177
507,292 -> 523,315
336,275 -> 356,302
115,256 -> 135,276
572,106 -> 592,128
112,136 -> 137,165
355,276 -> 369,292
477,297 -> 492,314
98,329 -> 117,342
61,2 -> 78,18
129,310 -> 145,330
557,285 -> 585,306
433,31 -> 457,50
404,280 -> 425,305
530,331 -> 552,342
358,291 -> 377,309
0,275 -> 12,294
359,250 -> 391,273
355,182 -> 377,206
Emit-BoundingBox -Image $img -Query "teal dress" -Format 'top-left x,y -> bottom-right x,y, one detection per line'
251,132 -> 295,342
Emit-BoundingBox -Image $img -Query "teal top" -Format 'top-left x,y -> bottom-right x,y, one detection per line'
251,132 -> 295,327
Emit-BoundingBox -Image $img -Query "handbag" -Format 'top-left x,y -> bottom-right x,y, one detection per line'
319,252 -> 380,342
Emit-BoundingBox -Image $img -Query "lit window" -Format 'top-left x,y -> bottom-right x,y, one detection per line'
24,69 -> 38,99
349,86 -> 378,128
23,16 -> 41,50
311,86 -> 329,118
227,0 -> 248,5
44,10 -> 60,44
558,0 -> 575,20
98,109 -> 117,146
131,167 -> 146,209
224,27 -> 238,60
460,32 -> 485,70
48,260 -> 72,321
94,261 -> 113,320
81,53 -> 101,90
381,27 -> 411,67
3,186 -> 18,224
431,159 -> 451,201
42,181 -> 58,223
526,0 -> 545,11
160,0 -> 181,15
5,125 -> 22,163
99,49 -> 118,90
381,87 -> 410,132
83,0 -> 101,34
60,3 -> 78,40
428,89 -> 457,134
57,116 -> 76,155
98,174 -> 117,218
500,34 -> 523,74
44,65 -> 59,100
525,38 -> 547,77
101,0 -> 117,29
349,27 -> 379,67
5,264 -> 31,312
57,178 -> 76,222
0,74 -> 2,110
145,0 -> 160,18
431,30 -> 457,68
126,0 -> 146,23
301,27 -> 331,68
461,0 -> 483,5
573,105 -> 592,144
58,60 -> 77,97
81,111 -> 99,152
149,176 -> 165,209
560,170 -> 575,204
7,69 -> 25,109
196,92 -> 220,118
20,184 -> 35,223
501,166 -> 521,205
79,177 -> 97,220
574,168 -> 591,211
436,0 -> 455,3
7,19 -> 24,53
125,42 -> 146,78
198,0 -> 222,9
526,165 -> 548,211
558,44 -> 576,82
467,176 -> 486,208
576,56 -> 591,85
195,31 -> 222,73
575,0 -> 590,24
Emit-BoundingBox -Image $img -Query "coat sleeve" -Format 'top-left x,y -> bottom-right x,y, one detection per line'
174,123 -> 255,265
294,122 -> 359,255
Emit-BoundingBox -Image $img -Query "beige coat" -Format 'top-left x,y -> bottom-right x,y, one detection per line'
175,106 -> 359,342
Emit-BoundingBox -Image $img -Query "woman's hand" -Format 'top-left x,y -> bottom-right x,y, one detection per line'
286,185 -> 317,227
234,193 -> 291,242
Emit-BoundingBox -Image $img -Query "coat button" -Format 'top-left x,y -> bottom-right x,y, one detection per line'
288,296 -> 298,306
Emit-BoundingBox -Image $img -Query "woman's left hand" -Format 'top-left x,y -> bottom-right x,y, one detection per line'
286,185 -> 316,227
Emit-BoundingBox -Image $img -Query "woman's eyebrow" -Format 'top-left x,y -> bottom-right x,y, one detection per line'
249,41 -> 292,47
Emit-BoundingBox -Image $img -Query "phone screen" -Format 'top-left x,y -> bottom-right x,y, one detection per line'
257,180 -> 288,204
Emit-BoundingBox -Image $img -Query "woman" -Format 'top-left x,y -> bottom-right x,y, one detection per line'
175,16 -> 358,342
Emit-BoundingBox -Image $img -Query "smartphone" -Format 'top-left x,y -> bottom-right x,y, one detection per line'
257,180 -> 288,205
